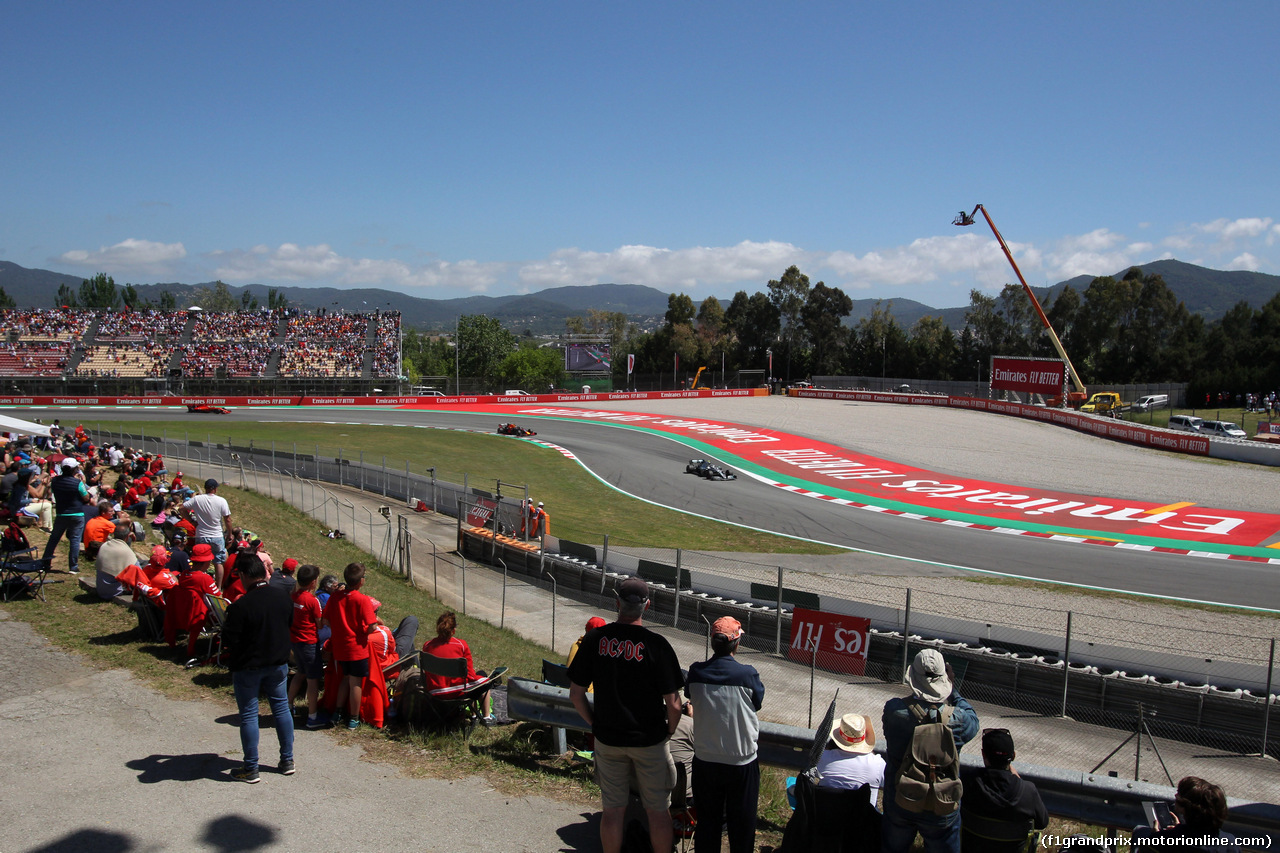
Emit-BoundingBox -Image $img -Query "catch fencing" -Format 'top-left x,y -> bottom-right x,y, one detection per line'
96,424 -> 1279,767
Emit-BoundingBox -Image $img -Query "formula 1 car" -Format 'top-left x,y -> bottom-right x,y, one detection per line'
685,459 -> 737,480
186,403 -> 230,414
497,422 -> 537,437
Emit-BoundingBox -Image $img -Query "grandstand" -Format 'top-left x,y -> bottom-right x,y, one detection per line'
0,307 -> 403,394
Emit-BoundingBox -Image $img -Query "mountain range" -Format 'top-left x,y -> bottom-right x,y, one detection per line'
2,258 -> 1277,334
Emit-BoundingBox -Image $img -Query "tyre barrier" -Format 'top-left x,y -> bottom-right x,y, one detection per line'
463,529 -> 1280,760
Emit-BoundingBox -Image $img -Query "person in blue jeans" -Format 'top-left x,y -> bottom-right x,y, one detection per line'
42,458 -> 92,574
222,554 -> 295,783
881,649 -> 979,853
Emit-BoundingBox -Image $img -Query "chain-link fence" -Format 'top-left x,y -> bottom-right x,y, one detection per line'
94,424 -> 1279,762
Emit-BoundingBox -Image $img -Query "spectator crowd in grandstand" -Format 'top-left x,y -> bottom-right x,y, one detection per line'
0,307 -> 401,380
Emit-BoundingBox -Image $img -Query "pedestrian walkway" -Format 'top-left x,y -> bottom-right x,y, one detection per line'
183,459 -> 1280,807
0,608 -> 598,853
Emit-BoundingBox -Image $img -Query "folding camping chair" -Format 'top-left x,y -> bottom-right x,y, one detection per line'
1,520 -> 53,601
418,652 -> 507,738
184,593 -> 229,668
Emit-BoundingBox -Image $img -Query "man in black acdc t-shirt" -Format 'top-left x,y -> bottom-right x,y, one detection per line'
569,577 -> 683,853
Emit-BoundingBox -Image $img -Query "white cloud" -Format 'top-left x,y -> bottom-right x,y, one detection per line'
1230,252 -> 1260,271
1199,217 -> 1273,241
1127,242 -> 1154,255
209,243 -> 508,293
57,238 -> 186,274
517,240 -> 806,290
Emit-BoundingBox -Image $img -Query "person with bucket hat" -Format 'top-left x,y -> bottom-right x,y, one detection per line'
685,615 -> 765,853
567,577 -> 683,853
816,713 -> 887,804
881,648 -> 979,853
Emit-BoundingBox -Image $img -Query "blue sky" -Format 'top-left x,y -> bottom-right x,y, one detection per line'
4,2 -> 1278,309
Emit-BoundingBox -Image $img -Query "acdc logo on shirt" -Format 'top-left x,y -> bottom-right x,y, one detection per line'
598,637 -> 646,661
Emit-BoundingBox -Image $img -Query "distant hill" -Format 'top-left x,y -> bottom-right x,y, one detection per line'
2,257 -> 1277,333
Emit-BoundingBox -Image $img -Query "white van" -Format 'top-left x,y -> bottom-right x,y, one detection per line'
1132,394 -> 1169,413
1168,415 -> 1203,432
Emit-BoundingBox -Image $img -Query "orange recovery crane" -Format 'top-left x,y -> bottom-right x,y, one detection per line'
953,204 -> 1088,407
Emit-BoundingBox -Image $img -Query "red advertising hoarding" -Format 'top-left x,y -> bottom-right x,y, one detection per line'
787,608 -> 871,675
989,356 -> 1066,397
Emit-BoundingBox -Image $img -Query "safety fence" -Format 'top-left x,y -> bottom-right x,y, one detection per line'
94,425 -> 1280,768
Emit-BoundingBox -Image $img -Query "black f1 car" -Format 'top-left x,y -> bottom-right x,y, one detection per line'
187,403 -> 230,414
497,422 -> 537,437
685,459 -> 737,480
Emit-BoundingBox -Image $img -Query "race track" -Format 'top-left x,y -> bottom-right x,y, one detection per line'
60,398 -> 1280,611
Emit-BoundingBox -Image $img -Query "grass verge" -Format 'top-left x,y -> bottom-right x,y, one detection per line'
86,417 -> 842,555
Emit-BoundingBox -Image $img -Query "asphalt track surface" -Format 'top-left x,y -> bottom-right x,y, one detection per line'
64,401 -> 1280,611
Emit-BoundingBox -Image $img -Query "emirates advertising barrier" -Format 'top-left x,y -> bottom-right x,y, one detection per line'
788,608 -> 871,675
988,355 -> 1066,398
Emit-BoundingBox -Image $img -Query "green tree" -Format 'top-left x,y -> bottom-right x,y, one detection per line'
664,293 -> 696,328
121,283 -> 142,308
500,344 -> 565,390
267,288 -> 289,310
55,283 -> 78,308
78,273 -> 120,309
768,266 -> 812,380
240,290 -> 259,310
801,282 -> 852,376
910,315 -> 959,380
190,280 -> 240,311
724,290 -> 780,373
849,301 -> 907,379
457,314 -> 517,390
158,289 -> 177,311
0,286 -> 14,309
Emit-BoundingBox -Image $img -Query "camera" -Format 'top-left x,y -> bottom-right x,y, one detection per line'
378,505 -> 391,519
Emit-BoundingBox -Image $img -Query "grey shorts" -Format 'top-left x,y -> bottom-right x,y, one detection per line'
594,739 -> 674,811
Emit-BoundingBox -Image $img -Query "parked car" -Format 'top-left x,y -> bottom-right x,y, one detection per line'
1201,420 -> 1247,439
1132,394 -> 1169,413
1167,415 -> 1204,432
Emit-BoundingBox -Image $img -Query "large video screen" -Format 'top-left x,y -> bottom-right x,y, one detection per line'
565,344 -> 611,371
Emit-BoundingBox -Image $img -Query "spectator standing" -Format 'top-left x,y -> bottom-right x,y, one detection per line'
685,616 -> 765,853
222,554 -> 295,783
567,578 -> 684,853
183,478 -> 231,584
42,457 -> 92,575
321,562 -> 378,731
881,649 -> 979,853
287,564 -> 325,730
959,729 -> 1048,852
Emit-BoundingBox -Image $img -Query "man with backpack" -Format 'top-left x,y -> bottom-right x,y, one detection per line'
881,649 -> 979,853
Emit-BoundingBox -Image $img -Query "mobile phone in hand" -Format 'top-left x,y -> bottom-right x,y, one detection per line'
1143,800 -> 1175,829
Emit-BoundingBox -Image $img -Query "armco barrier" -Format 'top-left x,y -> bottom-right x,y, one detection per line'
503,678 -> 1280,841
465,529 -> 1280,760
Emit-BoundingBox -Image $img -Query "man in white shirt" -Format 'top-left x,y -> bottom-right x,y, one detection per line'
183,478 -> 232,584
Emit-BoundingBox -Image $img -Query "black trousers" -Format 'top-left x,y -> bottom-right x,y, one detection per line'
692,755 -> 760,853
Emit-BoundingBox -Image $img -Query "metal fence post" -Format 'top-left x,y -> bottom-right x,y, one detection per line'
775,565 -> 784,655
601,534 -> 609,573
382,455 -> 387,497
1262,638 -> 1276,758
1061,610 -> 1073,718
405,459 -> 410,503
359,450 -> 364,493
901,588 -> 912,682
500,558 -> 508,629
337,448 -> 343,486
673,549 -> 682,628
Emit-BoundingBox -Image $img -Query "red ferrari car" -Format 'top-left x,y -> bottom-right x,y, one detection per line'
187,403 -> 230,414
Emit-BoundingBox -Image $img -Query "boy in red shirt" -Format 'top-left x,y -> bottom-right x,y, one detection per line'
287,564 -> 325,729
320,562 -> 378,730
